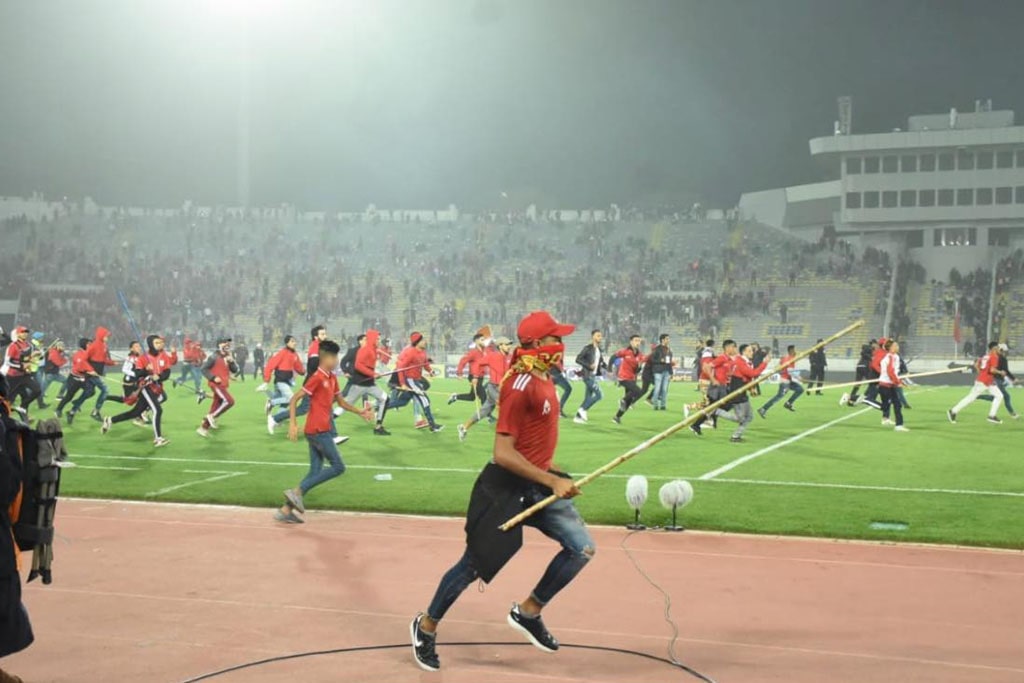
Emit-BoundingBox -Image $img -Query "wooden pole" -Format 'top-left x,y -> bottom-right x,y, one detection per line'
498,319 -> 866,532
808,366 -> 970,394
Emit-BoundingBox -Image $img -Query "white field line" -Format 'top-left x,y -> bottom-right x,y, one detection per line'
698,408 -> 872,480
145,471 -> 247,497
74,465 -> 142,472
709,477 -> 1024,498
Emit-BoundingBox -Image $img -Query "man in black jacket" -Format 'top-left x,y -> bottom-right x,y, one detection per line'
649,334 -> 674,410
843,341 -> 875,407
572,330 -> 605,424
252,343 -> 265,381
808,341 -> 827,395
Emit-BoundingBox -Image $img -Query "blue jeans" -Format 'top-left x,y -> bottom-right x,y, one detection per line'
267,380 -> 294,408
426,486 -> 594,621
579,375 -> 603,411
176,364 -> 203,391
651,371 -> 671,409
72,375 -> 108,412
550,367 -> 572,412
299,432 -> 346,494
40,373 -> 67,400
273,393 -> 310,425
761,380 -> 804,412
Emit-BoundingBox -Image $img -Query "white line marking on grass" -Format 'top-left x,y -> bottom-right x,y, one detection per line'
145,472 -> 247,497
698,408 -> 872,480
74,466 -> 142,472
711,477 -> 1024,498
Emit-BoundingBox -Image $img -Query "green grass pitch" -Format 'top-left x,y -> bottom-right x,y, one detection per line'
49,377 -> 1024,549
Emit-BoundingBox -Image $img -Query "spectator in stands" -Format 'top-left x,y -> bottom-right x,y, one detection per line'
808,340 -> 826,395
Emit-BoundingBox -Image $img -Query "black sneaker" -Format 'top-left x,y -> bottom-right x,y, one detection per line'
410,613 -> 440,672
987,416 -> 1002,424
196,392 -> 207,405
947,409 -> 957,423
611,415 -> 621,425
710,414 -> 718,429
689,423 -> 702,436
507,603 -> 558,653
757,407 -> 767,419
729,436 -> 744,443
429,424 -> 445,433
374,426 -> 392,436
783,403 -> 795,412
90,411 -> 103,422
66,410 -> 76,425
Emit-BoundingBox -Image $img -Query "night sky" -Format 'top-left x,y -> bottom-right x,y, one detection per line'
1,0 -> 1021,210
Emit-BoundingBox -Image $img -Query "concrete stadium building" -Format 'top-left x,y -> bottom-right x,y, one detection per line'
739,106 -> 1024,280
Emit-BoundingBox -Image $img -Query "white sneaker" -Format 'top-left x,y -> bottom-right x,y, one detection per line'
577,408 -> 588,423
457,424 -> 468,442
196,426 -> 209,438
881,418 -> 893,426
332,406 -> 344,417
206,414 -> 218,430
154,436 -> 171,447
267,414 -> 277,435
683,405 -> 691,419
333,435 -> 350,446
894,425 -> 910,432
255,382 -> 268,392
839,393 -> 849,407
100,416 -> 112,434
573,416 -> 587,425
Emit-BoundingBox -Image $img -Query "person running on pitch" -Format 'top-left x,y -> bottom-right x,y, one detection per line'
54,338 -> 98,423
458,337 -> 513,441
842,339 -> 875,407
262,335 -> 305,418
196,337 -> 239,437
877,339 -> 908,432
611,334 -> 647,425
386,332 -> 444,433
275,339 -> 373,524
977,343 -> 1019,419
447,333 -> 488,407
572,329 -> 606,424
689,339 -> 741,435
101,336 -> 169,447
342,329 -> 392,436
725,343 -> 769,443
948,341 -> 1005,424
411,310 -> 590,672
757,344 -> 804,418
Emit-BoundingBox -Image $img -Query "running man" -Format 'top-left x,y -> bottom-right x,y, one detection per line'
275,339 -> 374,524
101,336 -> 169,447
611,335 -> 646,425
263,335 -> 305,421
37,339 -> 68,409
948,342 -> 1005,424
683,339 -> 716,419
173,335 -> 207,403
411,310 -> 591,672
457,337 -> 513,441
196,337 -> 239,437
448,333 -> 488,407
55,338 -> 98,423
342,329 -> 392,436
572,329 -> 606,424
2,326 -> 42,413
978,343 -> 1019,419
725,343 -> 769,443
757,345 -> 804,418
387,332 -> 444,433
878,339 -> 908,432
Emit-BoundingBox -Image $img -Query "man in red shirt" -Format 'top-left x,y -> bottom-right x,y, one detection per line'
2,326 -> 42,413
757,344 -> 803,418
457,337 -> 514,441
275,339 -> 373,524
948,341 -> 1005,424
101,335 -> 169,447
196,338 -> 239,437
341,329 -> 392,436
611,335 -> 647,424
55,338 -> 100,422
37,339 -> 68,409
70,325 -> 117,421
385,332 -> 444,432
412,311 -> 590,672
448,333 -> 488,407
264,335 -> 305,422
725,343 -> 770,443
173,335 -> 207,401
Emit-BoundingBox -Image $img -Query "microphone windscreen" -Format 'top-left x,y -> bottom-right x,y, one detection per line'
659,481 -> 683,509
625,475 -> 648,509
674,480 -> 695,508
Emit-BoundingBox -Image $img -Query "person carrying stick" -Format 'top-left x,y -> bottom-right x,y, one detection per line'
411,311 -> 587,672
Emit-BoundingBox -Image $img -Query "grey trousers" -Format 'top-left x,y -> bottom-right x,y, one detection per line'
731,401 -> 753,438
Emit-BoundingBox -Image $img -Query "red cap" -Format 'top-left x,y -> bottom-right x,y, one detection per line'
410,332 -> 424,346
14,325 -> 29,334
517,311 -> 575,344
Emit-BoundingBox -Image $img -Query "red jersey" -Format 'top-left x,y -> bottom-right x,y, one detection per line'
301,367 -> 340,435
70,349 -> 93,378
353,330 -> 380,380
264,347 -> 305,383
201,352 -> 236,387
85,326 -> 116,374
615,348 -> 646,382
879,352 -> 901,387
3,340 -> 32,377
870,348 -> 886,374
709,354 -> 732,384
183,339 -> 204,365
977,351 -> 1000,386
456,346 -> 485,378
777,354 -> 796,381
396,346 -> 431,384
496,370 -> 559,471
45,347 -> 68,372
153,349 -> 178,380
483,347 -> 510,384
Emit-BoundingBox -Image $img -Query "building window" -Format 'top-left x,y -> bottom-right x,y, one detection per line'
845,192 -> 861,209
956,188 -> 973,205
864,156 -> 880,174
977,151 -> 994,169
907,230 -> 924,248
900,190 -> 917,207
934,228 -> 977,247
920,154 -> 936,171
863,191 -> 880,208
1017,150 -> 1024,168
882,156 -> 898,173
996,187 -> 1013,204
882,190 -> 898,208
1016,186 -> 1024,203
997,150 -> 1014,168
938,153 -> 954,171
976,188 -> 993,205
900,155 -> 917,172
919,189 -> 936,206
957,150 -> 974,170
845,158 -> 862,175
938,189 -> 954,206
990,228 -> 1010,247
